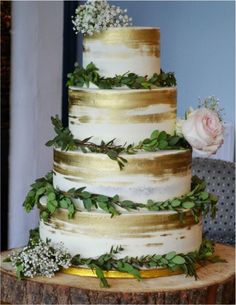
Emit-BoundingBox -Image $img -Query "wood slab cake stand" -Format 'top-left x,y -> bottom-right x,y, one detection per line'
1,244 -> 235,305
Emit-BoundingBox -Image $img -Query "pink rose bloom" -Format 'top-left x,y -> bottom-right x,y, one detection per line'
182,108 -> 224,156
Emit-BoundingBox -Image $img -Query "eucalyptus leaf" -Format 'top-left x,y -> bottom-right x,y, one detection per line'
159,140 -> 168,149
200,191 -> 209,200
172,255 -> 186,265
97,195 -> 109,202
150,130 -> 159,139
165,251 -> 177,260
81,191 -> 91,199
47,192 -> 56,201
171,199 -> 181,207
59,199 -> 69,209
116,262 -> 141,280
68,204 -> 75,218
169,136 -> 180,146
182,201 -> 195,209
83,198 -> 93,211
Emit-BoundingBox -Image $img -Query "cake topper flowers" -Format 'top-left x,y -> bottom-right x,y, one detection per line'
72,0 -> 132,36
176,96 -> 224,157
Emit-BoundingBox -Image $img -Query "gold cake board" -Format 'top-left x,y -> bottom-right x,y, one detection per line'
62,265 -> 192,278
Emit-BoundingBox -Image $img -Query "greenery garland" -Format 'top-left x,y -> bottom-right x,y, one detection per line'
67,62 -> 177,89
5,229 -> 225,288
23,172 -> 218,223
46,116 -> 190,170
71,239 -> 225,288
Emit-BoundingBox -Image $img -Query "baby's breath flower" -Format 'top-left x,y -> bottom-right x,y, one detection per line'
8,239 -> 71,279
72,0 -> 132,36
198,96 -> 224,121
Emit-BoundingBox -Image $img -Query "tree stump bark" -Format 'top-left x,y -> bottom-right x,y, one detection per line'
1,243 -> 235,304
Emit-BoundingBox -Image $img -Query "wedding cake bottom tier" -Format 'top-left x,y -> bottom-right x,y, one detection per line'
53,149 -> 192,203
39,209 -> 202,258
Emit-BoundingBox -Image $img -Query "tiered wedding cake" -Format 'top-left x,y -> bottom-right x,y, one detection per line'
39,27 -> 202,259
9,1 -> 223,285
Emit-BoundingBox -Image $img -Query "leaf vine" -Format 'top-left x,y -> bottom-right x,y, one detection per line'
71,239 -> 225,288
46,116 -> 190,170
23,173 -> 218,223
67,62 -> 177,89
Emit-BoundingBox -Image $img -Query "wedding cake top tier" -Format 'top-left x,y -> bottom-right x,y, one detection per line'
83,27 -> 160,77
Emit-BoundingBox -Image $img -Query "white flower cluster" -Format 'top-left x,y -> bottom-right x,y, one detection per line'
198,96 -> 224,120
72,0 -> 132,36
9,239 -> 71,278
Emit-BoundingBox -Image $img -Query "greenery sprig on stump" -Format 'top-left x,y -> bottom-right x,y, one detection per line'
23,172 -> 218,223
67,62 -> 177,89
5,229 -> 225,288
46,116 -> 190,170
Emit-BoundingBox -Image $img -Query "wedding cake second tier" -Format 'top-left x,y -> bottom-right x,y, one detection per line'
68,87 -> 177,145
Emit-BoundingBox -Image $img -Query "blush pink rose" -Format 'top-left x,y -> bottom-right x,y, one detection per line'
182,108 -> 224,156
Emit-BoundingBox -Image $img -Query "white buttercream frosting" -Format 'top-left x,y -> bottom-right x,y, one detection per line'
39,210 -> 202,258
83,27 -> 160,77
68,87 -> 177,144
53,149 -> 192,203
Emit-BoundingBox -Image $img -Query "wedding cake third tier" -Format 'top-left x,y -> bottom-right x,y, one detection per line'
39,27 -> 202,259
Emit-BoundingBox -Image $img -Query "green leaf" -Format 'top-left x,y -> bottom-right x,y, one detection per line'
112,195 -> 119,202
200,191 -> 209,200
153,255 -> 162,261
80,191 -> 91,199
107,150 -> 118,160
165,251 -> 177,260
83,198 -> 93,211
160,258 -> 169,265
171,255 -> 186,265
97,195 -> 109,202
121,200 -> 136,209
168,136 -> 180,146
3,257 -> 11,262
150,130 -> 159,139
116,262 -> 141,280
36,187 -> 46,197
40,210 -> 50,221
171,199 -> 181,207
16,264 -> 24,279
210,193 -> 218,202
68,204 -> 75,218
59,199 -> 69,209
47,200 -> 58,213
158,140 -> 168,149
158,131 -> 167,141
149,261 -> 157,267
29,228 -> 40,244
182,201 -> 195,209
28,190 -> 36,197
47,192 -> 56,201
94,266 -> 109,288
142,138 -> 151,145
71,254 -> 81,265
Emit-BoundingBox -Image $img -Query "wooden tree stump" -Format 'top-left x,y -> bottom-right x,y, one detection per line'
1,243 -> 235,304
